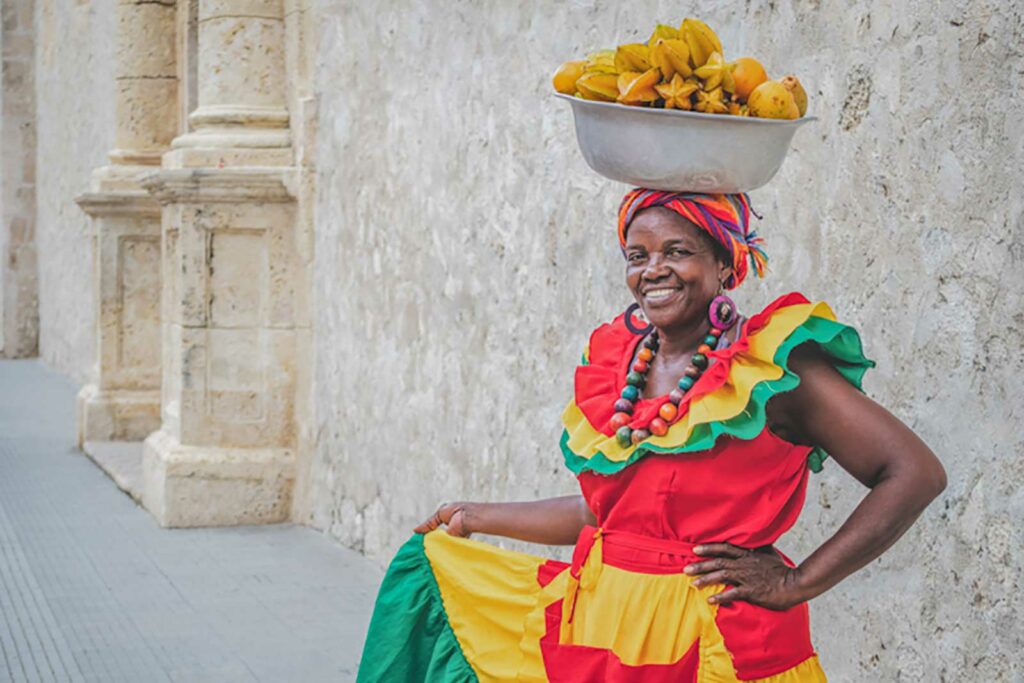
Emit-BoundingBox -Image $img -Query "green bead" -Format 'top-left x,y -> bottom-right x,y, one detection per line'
703,335 -> 717,346
626,371 -> 644,387
677,376 -> 694,391
616,426 -> 633,448
621,385 -> 640,401
692,353 -> 708,369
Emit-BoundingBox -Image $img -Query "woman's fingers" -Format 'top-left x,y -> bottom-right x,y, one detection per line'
691,569 -> 732,588
709,586 -> 749,605
693,542 -> 746,559
446,508 -> 470,537
684,558 -> 728,575
413,502 -> 455,534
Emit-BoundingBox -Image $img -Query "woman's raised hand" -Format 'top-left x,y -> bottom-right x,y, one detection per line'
684,543 -> 806,611
413,502 -> 474,537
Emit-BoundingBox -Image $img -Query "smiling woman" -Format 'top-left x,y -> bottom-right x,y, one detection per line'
357,190 -> 946,683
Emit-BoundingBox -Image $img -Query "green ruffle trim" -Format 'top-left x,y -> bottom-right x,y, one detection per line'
356,534 -> 478,683
561,315 -> 875,476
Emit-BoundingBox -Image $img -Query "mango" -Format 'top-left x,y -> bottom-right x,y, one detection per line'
780,75 -> 808,116
747,80 -> 800,119
731,57 -> 768,101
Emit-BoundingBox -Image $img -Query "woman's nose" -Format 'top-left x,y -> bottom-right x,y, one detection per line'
642,253 -> 669,278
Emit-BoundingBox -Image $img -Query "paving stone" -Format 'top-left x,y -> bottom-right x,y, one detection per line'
0,360 -> 382,683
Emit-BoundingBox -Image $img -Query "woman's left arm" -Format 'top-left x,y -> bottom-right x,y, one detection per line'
685,344 -> 947,610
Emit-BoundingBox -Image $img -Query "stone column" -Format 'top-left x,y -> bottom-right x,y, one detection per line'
141,0 -> 302,527
166,0 -> 291,169
75,0 -> 177,444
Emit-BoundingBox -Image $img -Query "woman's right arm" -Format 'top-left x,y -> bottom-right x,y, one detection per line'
413,495 -> 595,545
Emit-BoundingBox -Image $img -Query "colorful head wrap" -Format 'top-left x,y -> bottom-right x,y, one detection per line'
617,189 -> 768,290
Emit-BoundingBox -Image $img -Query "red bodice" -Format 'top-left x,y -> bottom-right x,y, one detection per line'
578,429 -> 812,548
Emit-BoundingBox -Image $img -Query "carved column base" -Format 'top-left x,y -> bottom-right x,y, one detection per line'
142,428 -> 295,527
76,384 -> 161,446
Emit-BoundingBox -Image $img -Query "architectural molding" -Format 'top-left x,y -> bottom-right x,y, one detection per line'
141,168 -> 297,204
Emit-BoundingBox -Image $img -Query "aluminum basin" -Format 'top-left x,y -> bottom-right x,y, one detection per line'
556,93 -> 816,193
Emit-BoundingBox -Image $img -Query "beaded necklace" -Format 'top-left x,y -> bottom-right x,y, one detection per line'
609,295 -> 737,448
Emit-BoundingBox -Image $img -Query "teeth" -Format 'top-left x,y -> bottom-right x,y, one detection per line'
645,288 -> 678,299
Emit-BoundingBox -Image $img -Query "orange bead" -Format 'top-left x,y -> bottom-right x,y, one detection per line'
697,344 -> 712,355
638,347 -> 654,362
650,417 -> 669,436
609,412 -> 631,430
659,402 -> 678,422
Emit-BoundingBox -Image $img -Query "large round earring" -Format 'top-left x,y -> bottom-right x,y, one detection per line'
623,302 -> 654,336
708,294 -> 738,331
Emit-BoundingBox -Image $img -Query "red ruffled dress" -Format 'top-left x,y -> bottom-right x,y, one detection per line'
358,293 -> 874,682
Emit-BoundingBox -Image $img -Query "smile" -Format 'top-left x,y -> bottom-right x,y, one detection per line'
643,287 -> 681,302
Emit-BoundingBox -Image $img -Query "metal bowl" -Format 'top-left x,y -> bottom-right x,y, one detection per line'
556,93 -> 816,193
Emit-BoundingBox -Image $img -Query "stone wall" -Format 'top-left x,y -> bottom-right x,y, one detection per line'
0,0 -> 38,358
33,0 -> 116,382
308,1 -> 1023,680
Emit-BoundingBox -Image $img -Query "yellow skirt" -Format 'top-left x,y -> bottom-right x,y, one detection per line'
357,531 -> 827,682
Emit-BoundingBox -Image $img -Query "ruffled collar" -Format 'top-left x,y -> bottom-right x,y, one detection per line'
560,292 -> 874,476
575,293 -> 808,437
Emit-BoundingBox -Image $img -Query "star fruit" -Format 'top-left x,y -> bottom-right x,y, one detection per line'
584,49 -> 618,75
576,72 -> 620,101
695,87 -> 728,114
650,38 -> 692,81
680,17 -> 722,68
552,60 -> 587,95
617,68 -> 661,105
694,51 -> 736,93
647,23 -> 680,48
655,74 -> 699,110
614,43 -> 651,73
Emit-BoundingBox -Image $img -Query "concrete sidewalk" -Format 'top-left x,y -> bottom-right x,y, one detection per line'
0,360 -> 381,682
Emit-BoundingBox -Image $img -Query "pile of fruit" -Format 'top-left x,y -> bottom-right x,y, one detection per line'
552,18 -> 808,120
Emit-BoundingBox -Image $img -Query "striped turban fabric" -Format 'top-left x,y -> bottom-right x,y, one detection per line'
617,189 -> 768,290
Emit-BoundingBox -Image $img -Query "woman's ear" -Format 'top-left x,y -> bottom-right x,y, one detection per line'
718,261 -> 734,289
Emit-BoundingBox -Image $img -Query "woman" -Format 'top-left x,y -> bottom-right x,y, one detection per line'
357,190 -> 946,682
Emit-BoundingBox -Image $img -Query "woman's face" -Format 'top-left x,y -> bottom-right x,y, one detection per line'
624,207 -> 731,333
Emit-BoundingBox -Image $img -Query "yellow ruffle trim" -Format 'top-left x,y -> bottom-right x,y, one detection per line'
562,301 -> 837,466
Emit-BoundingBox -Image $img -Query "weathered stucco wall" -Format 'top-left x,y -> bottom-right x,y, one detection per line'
309,0 -> 1023,680
33,0 -> 116,382
0,0 -> 39,358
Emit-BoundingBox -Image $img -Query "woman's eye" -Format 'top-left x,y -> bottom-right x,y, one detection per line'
627,253 -> 646,263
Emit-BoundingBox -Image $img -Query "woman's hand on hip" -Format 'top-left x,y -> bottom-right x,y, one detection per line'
685,542 -> 806,611
413,502 -> 474,537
